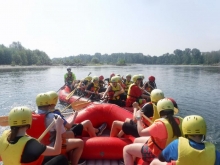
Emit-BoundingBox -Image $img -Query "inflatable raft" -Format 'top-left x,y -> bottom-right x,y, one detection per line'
0,103 -> 147,164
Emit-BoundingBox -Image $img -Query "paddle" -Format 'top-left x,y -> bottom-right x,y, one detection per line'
138,106 -> 153,124
71,94 -> 93,111
38,119 -> 55,141
61,94 -> 85,113
38,112 -> 78,142
0,116 -> 8,126
65,72 -> 92,100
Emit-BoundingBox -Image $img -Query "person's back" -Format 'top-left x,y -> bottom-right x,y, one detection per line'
0,106 -> 68,165
151,115 -> 220,165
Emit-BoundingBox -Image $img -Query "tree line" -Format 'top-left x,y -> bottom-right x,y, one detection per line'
53,48 -> 220,65
0,42 -> 51,65
0,42 -> 219,66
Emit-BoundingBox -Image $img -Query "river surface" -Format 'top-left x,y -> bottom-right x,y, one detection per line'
0,65 -> 220,151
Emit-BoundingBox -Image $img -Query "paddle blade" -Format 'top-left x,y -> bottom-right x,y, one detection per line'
0,116 -> 8,126
71,101 -> 91,111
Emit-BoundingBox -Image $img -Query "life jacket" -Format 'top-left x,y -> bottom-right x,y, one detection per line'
90,82 -> 100,93
124,80 -> 133,93
151,103 -> 160,123
175,137 -> 215,165
26,113 -> 50,145
127,83 -> 142,103
147,116 -> 183,157
108,83 -> 120,100
0,130 -> 44,165
65,72 -> 74,83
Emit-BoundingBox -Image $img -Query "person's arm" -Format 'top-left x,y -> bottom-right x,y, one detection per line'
101,85 -> 111,99
114,84 -> 125,97
72,73 -> 76,80
136,110 -> 151,136
64,74 -> 67,83
159,140 -> 179,162
85,83 -> 94,94
42,116 -> 64,155
63,111 -> 78,129
132,102 -> 139,121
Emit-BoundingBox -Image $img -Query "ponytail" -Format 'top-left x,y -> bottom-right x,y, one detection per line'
7,126 -> 19,142
160,110 -> 181,138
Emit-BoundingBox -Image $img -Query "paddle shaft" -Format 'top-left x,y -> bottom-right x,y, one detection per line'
38,120 -> 55,141
61,94 -> 85,113
138,106 -> 153,124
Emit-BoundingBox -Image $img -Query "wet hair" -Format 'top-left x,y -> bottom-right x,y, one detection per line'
160,110 -> 182,138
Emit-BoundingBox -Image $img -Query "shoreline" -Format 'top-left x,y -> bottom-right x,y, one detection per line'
0,64 -> 219,70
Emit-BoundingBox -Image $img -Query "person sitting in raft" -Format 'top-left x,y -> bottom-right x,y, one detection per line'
139,74 -> 145,88
143,76 -> 157,96
110,102 -> 151,138
126,75 -> 148,107
104,73 -> 115,84
0,106 -> 69,165
122,74 -> 133,94
46,91 -> 107,136
98,75 -> 106,93
64,67 -> 76,91
110,90 -> 166,138
75,76 -> 92,96
150,115 -> 220,165
123,98 -> 183,165
85,76 -> 102,101
101,76 -> 125,106
35,93 -> 84,165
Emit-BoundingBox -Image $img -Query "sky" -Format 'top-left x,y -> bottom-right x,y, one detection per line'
0,0 -> 220,59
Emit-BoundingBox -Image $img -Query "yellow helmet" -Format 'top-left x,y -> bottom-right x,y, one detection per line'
111,76 -> 118,83
157,98 -> 174,115
84,76 -> 92,82
132,75 -> 143,83
150,89 -> 164,103
36,93 -> 51,106
126,74 -> 132,78
115,75 -> 122,82
46,91 -> 58,105
92,76 -> 99,82
139,74 -> 145,79
8,106 -> 32,126
182,115 -> 207,136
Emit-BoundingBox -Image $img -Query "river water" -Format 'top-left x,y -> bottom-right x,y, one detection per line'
0,65 -> 220,150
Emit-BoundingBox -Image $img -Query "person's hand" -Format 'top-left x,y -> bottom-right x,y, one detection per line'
132,102 -> 139,109
135,110 -> 143,118
113,93 -> 118,97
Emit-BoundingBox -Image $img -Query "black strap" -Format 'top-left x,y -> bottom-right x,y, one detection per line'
151,137 -> 163,151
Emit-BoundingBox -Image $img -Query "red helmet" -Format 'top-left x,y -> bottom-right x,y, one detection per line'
110,73 -> 115,78
149,76 -> 155,82
99,75 -> 104,80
